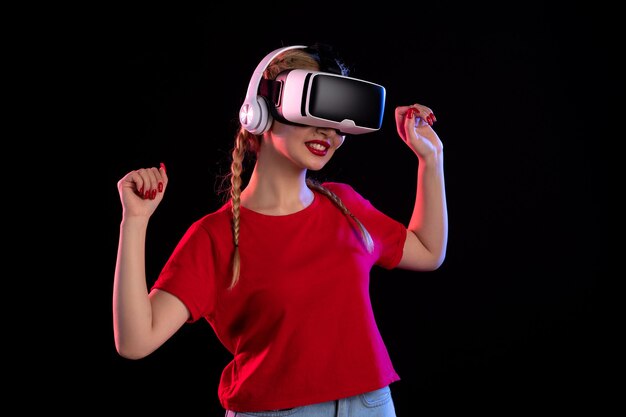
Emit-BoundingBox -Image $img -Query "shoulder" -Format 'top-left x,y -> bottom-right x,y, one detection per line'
169,202 -> 233,254
320,181 -> 370,207
321,181 -> 357,196
322,181 -> 364,198
189,202 -> 233,235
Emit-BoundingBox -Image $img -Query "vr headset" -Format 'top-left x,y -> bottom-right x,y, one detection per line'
239,45 -> 386,135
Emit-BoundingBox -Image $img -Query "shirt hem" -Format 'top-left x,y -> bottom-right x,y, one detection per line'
220,374 -> 400,413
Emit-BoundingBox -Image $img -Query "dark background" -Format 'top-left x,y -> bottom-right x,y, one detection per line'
58,3 -> 616,415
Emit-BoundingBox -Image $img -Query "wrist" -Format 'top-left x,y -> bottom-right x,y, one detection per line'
120,214 -> 151,229
418,149 -> 444,166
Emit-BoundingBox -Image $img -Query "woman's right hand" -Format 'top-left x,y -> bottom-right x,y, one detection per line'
117,162 -> 168,218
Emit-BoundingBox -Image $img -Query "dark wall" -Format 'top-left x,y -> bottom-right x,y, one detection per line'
67,3 -> 615,415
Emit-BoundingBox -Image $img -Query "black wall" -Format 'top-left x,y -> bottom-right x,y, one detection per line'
59,3 -> 615,415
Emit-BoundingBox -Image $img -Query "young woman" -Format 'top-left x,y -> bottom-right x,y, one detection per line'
113,43 -> 447,416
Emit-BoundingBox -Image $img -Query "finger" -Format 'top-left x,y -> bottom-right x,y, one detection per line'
158,162 -> 168,193
126,170 -> 147,198
412,103 -> 436,126
137,169 -> 154,199
132,167 -> 157,199
395,105 -> 418,123
412,103 -> 431,113
396,105 -> 417,138
408,104 -> 436,127
404,107 -> 415,125
145,167 -> 164,200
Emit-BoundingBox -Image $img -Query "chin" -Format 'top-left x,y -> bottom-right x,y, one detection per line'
305,162 -> 329,171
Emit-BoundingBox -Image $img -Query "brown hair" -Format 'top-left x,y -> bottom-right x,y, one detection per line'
227,47 -> 373,289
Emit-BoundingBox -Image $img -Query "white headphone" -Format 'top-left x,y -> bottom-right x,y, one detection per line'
239,45 -> 306,135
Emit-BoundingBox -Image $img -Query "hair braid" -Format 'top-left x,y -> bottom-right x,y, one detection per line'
229,130 -> 247,289
306,178 -> 374,253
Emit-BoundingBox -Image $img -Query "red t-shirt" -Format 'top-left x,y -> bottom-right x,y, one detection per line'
152,182 -> 407,412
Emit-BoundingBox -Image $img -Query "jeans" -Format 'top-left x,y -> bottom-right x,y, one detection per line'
224,386 -> 396,417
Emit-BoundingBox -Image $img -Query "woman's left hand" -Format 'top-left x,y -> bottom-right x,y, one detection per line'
395,104 -> 443,158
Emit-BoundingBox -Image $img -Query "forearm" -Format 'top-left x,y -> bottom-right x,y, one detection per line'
408,151 -> 448,266
113,216 -> 155,358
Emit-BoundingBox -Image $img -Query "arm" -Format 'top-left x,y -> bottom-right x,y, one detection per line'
113,163 -> 189,359
394,104 -> 448,271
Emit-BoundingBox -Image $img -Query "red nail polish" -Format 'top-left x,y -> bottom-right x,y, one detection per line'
158,182 -> 163,192
407,108 -> 414,119
151,189 -> 157,199
160,162 -> 166,173
144,190 -> 150,199
138,186 -> 144,195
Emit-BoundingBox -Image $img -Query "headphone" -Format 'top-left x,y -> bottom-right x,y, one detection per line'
239,45 -> 306,135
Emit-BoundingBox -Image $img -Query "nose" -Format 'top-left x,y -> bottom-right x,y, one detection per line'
316,126 -> 343,137
316,126 -> 345,148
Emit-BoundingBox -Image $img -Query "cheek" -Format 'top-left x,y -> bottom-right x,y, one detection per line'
336,136 -> 346,148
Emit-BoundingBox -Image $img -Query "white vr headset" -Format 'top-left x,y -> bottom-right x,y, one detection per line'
239,45 -> 386,135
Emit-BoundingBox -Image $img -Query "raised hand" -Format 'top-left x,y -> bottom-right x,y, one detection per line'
117,162 -> 168,218
395,104 -> 443,159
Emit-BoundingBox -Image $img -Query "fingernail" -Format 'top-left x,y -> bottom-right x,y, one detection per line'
160,162 -> 166,173
407,108 -> 414,119
144,190 -> 150,199
158,182 -> 163,192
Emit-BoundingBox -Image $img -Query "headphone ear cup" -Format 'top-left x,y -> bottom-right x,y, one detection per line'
240,96 -> 273,135
239,98 -> 259,133
256,96 -> 273,135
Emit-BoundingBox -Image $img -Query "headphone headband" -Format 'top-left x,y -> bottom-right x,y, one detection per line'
239,45 -> 306,135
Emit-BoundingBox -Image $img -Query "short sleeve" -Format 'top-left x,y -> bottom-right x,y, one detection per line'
151,221 -> 218,322
323,182 -> 407,270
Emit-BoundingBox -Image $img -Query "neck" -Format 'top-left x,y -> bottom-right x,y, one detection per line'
241,156 -> 314,215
